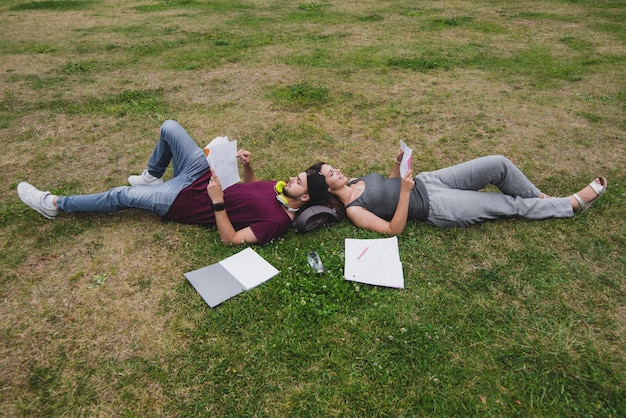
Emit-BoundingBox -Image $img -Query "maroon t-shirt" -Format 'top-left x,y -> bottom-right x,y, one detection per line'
162,171 -> 292,245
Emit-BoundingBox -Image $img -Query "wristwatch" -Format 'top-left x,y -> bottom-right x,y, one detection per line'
212,202 -> 225,211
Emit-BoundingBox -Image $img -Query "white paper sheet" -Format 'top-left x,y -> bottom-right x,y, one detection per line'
204,136 -> 240,190
399,140 -> 413,178
344,237 -> 404,288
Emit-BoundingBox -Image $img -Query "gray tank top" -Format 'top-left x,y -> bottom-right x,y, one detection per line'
345,173 -> 429,221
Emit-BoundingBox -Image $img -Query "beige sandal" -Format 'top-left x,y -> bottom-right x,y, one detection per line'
573,177 -> 607,213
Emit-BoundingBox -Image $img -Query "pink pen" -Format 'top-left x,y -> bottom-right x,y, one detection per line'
357,246 -> 369,260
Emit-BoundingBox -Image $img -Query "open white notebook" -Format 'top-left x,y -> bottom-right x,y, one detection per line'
344,237 -> 404,288
184,248 -> 279,307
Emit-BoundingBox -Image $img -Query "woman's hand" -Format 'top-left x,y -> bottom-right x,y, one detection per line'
395,149 -> 404,164
390,148 -> 404,178
401,168 -> 415,192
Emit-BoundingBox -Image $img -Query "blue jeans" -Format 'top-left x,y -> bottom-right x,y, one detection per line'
417,155 -> 573,227
57,120 -> 209,217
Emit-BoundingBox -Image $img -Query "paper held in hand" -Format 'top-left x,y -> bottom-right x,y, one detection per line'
204,136 -> 240,190
344,237 -> 404,289
399,140 -> 413,178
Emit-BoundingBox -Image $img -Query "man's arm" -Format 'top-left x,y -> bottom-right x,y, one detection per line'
214,211 -> 259,245
207,169 -> 259,245
237,150 -> 258,183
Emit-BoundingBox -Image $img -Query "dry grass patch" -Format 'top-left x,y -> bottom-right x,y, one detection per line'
1,218 -> 191,414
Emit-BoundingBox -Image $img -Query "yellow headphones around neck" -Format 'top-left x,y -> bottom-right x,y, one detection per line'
275,181 -> 299,212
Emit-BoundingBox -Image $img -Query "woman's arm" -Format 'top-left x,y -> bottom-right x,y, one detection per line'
347,170 -> 415,235
390,149 -> 403,178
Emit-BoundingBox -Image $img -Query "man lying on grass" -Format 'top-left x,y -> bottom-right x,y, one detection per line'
17,120 -> 329,245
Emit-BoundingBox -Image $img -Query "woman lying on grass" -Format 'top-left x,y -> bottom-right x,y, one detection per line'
309,151 -> 607,235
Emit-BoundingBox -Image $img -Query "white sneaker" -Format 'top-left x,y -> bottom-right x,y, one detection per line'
17,182 -> 59,219
128,169 -> 163,186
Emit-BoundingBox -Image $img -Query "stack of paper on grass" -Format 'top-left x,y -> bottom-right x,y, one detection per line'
344,237 -> 404,288
184,248 -> 279,307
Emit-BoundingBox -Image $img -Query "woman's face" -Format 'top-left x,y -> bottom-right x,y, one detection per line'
319,164 -> 347,191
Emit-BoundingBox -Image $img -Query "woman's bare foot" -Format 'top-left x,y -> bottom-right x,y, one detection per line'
570,177 -> 607,213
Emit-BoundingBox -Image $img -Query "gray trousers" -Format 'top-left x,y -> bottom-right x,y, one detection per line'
417,155 -> 573,227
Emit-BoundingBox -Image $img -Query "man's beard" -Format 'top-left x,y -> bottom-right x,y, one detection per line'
282,186 -> 301,200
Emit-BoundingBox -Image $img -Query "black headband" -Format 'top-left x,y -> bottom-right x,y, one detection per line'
306,171 -> 328,204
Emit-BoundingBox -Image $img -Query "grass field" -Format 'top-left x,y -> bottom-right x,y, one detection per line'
1,0 -> 624,416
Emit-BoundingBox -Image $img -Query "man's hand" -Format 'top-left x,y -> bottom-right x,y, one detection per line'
237,150 -> 258,183
237,150 -> 252,167
207,169 -> 224,203
206,168 -> 260,245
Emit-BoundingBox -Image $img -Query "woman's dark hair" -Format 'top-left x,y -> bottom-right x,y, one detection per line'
307,162 -> 346,219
